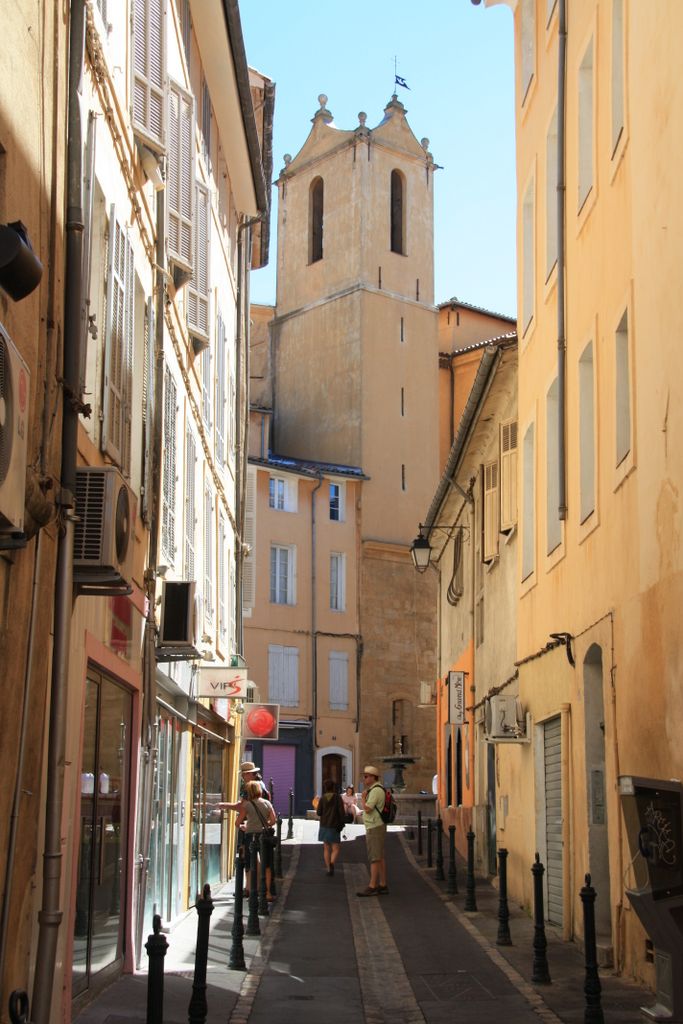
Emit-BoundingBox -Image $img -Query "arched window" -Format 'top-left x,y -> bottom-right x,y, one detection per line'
390,170 -> 405,254
309,176 -> 324,263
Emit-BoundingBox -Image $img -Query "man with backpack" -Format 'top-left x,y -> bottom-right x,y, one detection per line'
356,765 -> 390,897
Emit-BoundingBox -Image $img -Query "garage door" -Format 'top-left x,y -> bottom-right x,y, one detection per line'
544,716 -> 563,927
262,745 -> 296,817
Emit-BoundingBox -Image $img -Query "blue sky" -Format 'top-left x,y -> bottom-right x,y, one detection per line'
241,1 -> 517,320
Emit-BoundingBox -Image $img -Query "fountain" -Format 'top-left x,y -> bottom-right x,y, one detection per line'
378,752 -> 419,793
376,744 -> 435,824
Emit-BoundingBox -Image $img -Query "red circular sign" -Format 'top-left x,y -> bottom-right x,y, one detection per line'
246,707 -> 276,738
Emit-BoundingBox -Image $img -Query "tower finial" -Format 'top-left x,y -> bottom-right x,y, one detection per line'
312,94 -> 333,124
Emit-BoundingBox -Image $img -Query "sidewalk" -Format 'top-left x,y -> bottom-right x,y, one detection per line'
74,820 -> 654,1024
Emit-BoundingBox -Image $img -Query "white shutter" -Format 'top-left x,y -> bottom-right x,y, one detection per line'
141,296 -> 154,524
187,181 -> 210,340
329,652 -> 349,710
204,485 -> 213,623
242,468 -> 256,609
167,81 -> 194,271
500,419 -> 518,531
201,345 -> 211,426
102,205 -> 133,471
268,645 -> 282,703
132,0 -> 166,152
184,428 -> 196,579
161,367 -> 177,562
283,646 -> 299,706
483,461 -> 499,561
218,510 -> 227,645
215,312 -> 226,464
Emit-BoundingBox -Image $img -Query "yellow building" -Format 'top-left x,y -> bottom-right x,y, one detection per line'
481,0 -> 683,996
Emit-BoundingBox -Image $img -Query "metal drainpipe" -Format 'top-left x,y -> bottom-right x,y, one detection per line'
557,0 -> 568,520
311,473 -> 324,747
32,3 -> 85,1020
449,354 -> 455,446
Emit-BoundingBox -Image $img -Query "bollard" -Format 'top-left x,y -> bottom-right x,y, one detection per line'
581,874 -> 604,1023
8,991 -> 29,1024
496,848 -> 512,945
427,818 -> 433,869
245,838 -> 261,936
465,830 -> 478,912
257,835 -> 270,916
531,853 -> 551,984
228,847 -> 246,970
188,883 -> 214,1024
447,824 -> 458,895
145,913 -> 168,1024
275,817 -> 283,878
435,817 -> 445,881
287,789 -> 294,839
417,809 -> 423,856
268,830 -> 278,899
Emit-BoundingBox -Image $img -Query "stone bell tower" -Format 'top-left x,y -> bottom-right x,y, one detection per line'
271,94 -> 440,788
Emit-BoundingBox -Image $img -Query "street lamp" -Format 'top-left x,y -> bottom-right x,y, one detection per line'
410,529 -> 432,572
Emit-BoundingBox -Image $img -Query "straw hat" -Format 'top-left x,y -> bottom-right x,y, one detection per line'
240,761 -> 260,773
363,765 -> 380,779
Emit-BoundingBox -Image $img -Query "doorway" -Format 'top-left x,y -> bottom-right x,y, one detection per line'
72,670 -> 132,998
189,733 -> 226,902
543,715 -> 564,927
583,644 -> 613,954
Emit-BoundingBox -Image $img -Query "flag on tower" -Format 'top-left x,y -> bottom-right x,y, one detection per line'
395,75 -> 410,90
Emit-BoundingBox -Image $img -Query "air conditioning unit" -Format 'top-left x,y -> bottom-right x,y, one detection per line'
245,682 -> 260,704
0,325 -> 30,533
485,694 -> 527,741
157,580 -> 201,658
74,466 -> 135,586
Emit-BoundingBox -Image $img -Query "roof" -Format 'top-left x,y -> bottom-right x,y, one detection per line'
249,452 -> 368,481
438,296 -> 516,324
439,330 -> 517,364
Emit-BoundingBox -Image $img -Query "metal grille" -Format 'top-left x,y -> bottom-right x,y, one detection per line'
74,470 -> 106,562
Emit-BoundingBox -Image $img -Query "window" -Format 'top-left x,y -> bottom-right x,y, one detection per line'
546,378 -> 561,553
329,482 -> 345,521
180,0 -> 191,71
218,510 -> 227,646
330,553 -> 346,611
611,0 -> 625,155
483,461 -> 499,562
201,345 -> 211,427
102,205 -> 134,473
309,176 -> 323,263
546,107 -> 558,278
215,312 -> 226,465
520,0 -> 535,102
329,652 -> 349,711
401,464 -> 406,491
201,75 -> 211,171
242,468 -> 257,611
268,644 -> 299,706
132,0 -> 166,152
522,177 -> 535,333
522,422 -> 535,580
203,484 -> 214,622
578,39 -> 594,210
390,170 -> 405,255
187,182 -> 210,343
161,368 -> 177,562
270,544 -> 296,605
500,419 -> 518,531
615,310 -> 631,465
141,296 -> 154,525
184,428 -> 196,578
167,81 -> 194,271
579,343 -> 596,521
269,475 -> 297,512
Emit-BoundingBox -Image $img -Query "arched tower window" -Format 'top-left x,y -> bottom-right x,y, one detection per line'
309,176 -> 324,263
390,170 -> 405,255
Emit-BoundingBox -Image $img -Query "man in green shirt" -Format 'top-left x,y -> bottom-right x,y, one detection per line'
357,765 -> 389,896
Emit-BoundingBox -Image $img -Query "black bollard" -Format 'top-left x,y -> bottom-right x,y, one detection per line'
496,847 -> 512,945
427,818 -> 433,868
8,991 -> 30,1024
581,874 -> 604,1023
531,853 -> 551,984
275,817 -> 283,878
417,809 -> 423,856
145,913 -> 168,1024
435,817 -> 445,881
268,830 -> 278,899
228,847 -> 246,970
465,829 -> 478,912
447,824 -> 458,895
287,789 -> 294,839
188,883 -> 214,1024
257,835 -> 270,917
245,838 -> 260,936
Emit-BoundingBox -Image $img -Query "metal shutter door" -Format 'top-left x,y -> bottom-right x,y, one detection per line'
262,745 -> 296,817
544,716 -> 563,927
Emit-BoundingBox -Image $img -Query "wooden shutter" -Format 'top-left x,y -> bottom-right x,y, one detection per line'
184,428 -> 196,579
161,367 -> 177,561
132,0 -> 166,153
102,205 -> 133,471
218,510 -> 227,645
141,296 -> 155,525
242,468 -> 256,609
204,484 -> 213,623
483,461 -> 499,561
268,644 -> 283,703
282,646 -> 299,706
544,716 -> 564,927
215,311 -> 226,464
187,181 -> 210,341
167,81 -> 194,271
329,652 -> 349,710
500,418 -> 518,531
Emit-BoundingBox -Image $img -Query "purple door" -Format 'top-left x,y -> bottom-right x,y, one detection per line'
261,745 -> 296,817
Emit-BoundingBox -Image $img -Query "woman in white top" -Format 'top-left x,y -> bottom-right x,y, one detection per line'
235,780 -> 277,900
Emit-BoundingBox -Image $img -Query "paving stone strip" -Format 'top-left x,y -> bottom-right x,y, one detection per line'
399,834 -> 563,1024
345,863 -> 426,1024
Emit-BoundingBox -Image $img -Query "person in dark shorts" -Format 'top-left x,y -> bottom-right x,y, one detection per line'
316,779 -> 346,875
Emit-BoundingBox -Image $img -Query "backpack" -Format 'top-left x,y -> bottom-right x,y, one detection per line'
372,784 -> 398,824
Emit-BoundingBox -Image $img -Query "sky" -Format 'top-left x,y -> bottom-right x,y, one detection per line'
240,1 -> 518,320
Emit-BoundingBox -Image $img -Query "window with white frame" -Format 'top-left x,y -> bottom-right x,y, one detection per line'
270,544 -> 296,605
218,509 -> 227,648
132,0 -> 166,153
269,475 -> 297,512
483,461 -> 499,562
329,651 -> 349,711
546,107 -> 558,278
578,38 -> 594,210
330,552 -> 346,611
521,0 -> 535,102
184,427 -> 196,579
579,343 -> 596,521
500,419 -> 518,531
102,205 -> 134,474
161,367 -> 177,562
242,468 -> 257,611
615,310 -> 631,465
611,0 -> 625,155
201,344 -> 211,427
201,75 -> 212,172
522,422 -> 535,580
522,177 -> 535,334
167,80 -> 194,272
204,484 -> 214,623
546,378 -> 561,553
215,311 -> 226,465
329,481 -> 345,521
268,644 -> 299,706
187,181 -> 210,343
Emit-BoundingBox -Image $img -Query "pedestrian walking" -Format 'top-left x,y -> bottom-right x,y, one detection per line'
217,760 -> 270,813
356,765 -> 389,897
316,779 -> 346,875
234,780 -> 277,900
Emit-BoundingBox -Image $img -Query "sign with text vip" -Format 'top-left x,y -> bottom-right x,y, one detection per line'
448,670 -> 465,726
197,666 -> 248,698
